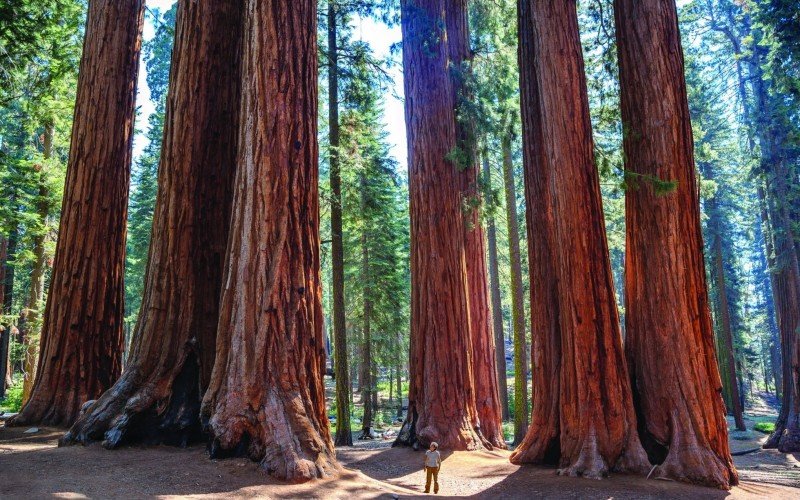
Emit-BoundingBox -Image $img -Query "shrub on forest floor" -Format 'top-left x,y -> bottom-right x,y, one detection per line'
753,422 -> 775,434
0,376 -> 23,413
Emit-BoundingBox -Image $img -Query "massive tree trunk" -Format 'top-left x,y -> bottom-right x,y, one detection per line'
9,0 -> 144,428
483,154 -> 509,421
451,3 -> 505,451
328,0 -> 352,448
200,0 -> 338,482
20,123 -> 55,406
511,0 -> 648,478
614,0 -> 737,488
393,0 -> 499,451
501,128 -> 528,445
464,210 -> 505,448
62,0 -> 242,448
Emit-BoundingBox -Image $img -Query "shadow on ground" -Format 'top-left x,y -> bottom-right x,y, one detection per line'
2,424 -> 799,499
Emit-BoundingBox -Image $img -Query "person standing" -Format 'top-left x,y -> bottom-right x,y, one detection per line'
424,442 -> 441,494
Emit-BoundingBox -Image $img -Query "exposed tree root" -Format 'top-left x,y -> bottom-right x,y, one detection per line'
646,424 -> 738,489
204,387 -> 340,483
61,352 -> 202,448
394,405 -> 493,451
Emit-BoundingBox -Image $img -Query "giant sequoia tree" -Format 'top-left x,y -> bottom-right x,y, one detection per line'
200,0 -> 338,481
394,0 -> 502,451
615,0 -> 737,488
510,0 -> 648,478
62,0 -> 243,447
451,1 -> 505,450
10,0 -> 145,427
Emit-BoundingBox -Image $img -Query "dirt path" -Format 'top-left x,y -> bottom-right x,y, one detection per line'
2,424 -> 799,499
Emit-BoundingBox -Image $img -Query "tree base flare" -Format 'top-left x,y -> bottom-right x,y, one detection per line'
392,407 -> 493,451
645,427 -> 738,489
60,353 -> 203,449
204,388 -> 340,483
512,424 -> 649,480
764,410 -> 800,452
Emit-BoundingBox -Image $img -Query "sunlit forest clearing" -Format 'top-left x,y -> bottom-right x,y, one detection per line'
1,0 -> 799,498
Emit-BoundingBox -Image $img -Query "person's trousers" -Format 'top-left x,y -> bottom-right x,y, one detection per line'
425,466 -> 439,493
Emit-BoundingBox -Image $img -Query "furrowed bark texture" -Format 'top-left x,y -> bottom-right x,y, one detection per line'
511,0 -> 648,478
449,0 -> 505,450
465,213 -> 505,448
62,0 -> 243,448
614,0 -> 737,488
200,0 -> 338,482
10,0 -> 144,428
483,155 -> 510,422
394,0 -> 498,451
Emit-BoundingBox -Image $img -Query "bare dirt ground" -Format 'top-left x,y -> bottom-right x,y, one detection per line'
2,422 -> 799,499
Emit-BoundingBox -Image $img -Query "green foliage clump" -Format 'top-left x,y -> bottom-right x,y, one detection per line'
753,422 -> 775,434
0,376 -> 23,413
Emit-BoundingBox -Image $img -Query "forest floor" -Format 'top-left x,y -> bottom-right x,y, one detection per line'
1,392 -> 799,498
1,419 -> 798,499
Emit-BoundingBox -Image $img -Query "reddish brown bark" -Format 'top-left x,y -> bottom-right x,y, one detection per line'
446,11 -> 504,448
511,0 -> 648,478
615,0 -> 737,488
9,0 -> 144,428
465,211 -> 505,448
699,162 -> 746,431
199,0 -> 337,482
393,0 -> 500,451
61,0 -> 242,448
